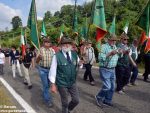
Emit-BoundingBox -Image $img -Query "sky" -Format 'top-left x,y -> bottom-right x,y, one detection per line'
0,0 -> 93,31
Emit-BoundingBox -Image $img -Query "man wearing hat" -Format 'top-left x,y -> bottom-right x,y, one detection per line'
116,32 -> 131,94
36,38 -> 55,107
82,40 -> 96,85
128,39 -> 138,85
95,34 -> 120,107
49,36 -> 81,113
0,48 -> 5,75
21,44 -> 34,89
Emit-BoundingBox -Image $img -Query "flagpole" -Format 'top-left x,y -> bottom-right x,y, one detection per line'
85,13 -> 88,38
34,0 -> 40,49
24,27 -> 27,45
73,0 -> 77,30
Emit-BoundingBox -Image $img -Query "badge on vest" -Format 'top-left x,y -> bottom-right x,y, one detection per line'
63,63 -> 67,65
73,61 -> 77,65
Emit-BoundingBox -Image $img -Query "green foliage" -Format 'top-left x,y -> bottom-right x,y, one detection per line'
11,16 -> 22,30
54,11 -> 60,17
1,35 -> 20,48
44,11 -> 52,21
0,0 -> 149,48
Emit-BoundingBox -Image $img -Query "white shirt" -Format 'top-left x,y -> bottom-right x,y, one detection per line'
0,52 -> 5,64
84,47 -> 95,64
48,50 -> 80,84
129,45 -> 138,60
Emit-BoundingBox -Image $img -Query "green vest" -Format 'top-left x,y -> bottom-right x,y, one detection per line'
117,43 -> 130,67
56,51 -> 78,87
117,54 -> 129,67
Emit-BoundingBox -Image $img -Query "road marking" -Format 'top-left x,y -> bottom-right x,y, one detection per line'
0,77 -> 37,113
92,66 -> 99,69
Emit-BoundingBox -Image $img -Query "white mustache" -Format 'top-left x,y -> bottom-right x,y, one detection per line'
62,47 -> 72,52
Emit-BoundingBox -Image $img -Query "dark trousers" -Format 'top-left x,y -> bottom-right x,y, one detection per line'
143,55 -> 150,80
83,63 -> 94,82
116,66 -> 131,91
58,83 -> 79,113
130,65 -> 138,84
0,64 -> 4,75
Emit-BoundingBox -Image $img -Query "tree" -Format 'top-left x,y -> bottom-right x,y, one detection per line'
54,11 -> 60,17
44,11 -> 52,21
11,16 -> 22,30
60,5 -> 74,18
5,27 -> 8,32
1,0 -> 149,48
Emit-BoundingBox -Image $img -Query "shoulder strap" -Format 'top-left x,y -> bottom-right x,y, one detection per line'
89,47 -> 94,64
91,47 -> 94,52
71,51 -> 78,66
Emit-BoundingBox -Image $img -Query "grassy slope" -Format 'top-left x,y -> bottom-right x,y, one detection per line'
0,82 -> 19,113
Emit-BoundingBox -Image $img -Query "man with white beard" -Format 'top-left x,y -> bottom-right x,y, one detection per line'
49,36 -> 81,113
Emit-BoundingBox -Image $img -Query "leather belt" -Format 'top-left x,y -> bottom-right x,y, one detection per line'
100,67 -> 115,69
40,66 -> 49,69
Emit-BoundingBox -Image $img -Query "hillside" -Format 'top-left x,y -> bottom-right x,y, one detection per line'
0,0 -> 148,48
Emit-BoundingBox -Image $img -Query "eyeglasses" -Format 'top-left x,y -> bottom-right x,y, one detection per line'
124,39 -> 128,41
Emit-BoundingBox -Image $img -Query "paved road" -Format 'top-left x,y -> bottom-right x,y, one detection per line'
1,61 -> 150,113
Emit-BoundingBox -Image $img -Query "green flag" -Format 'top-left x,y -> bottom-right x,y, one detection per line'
136,1 -> 150,36
81,27 -> 87,38
81,17 -> 88,40
108,16 -> 116,35
58,23 -> 64,43
73,14 -> 78,34
136,1 -> 150,52
93,0 -> 107,51
60,23 -> 65,33
73,0 -> 78,35
80,26 -> 86,43
27,0 -> 40,49
41,20 -> 47,37
123,21 -> 129,34
93,0 -> 107,41
93,0 -> 107,30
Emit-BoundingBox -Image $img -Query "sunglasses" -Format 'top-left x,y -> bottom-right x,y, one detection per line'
124,39 -> 128,41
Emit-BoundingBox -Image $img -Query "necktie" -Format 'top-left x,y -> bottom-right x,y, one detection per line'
66,52 -> 71,63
